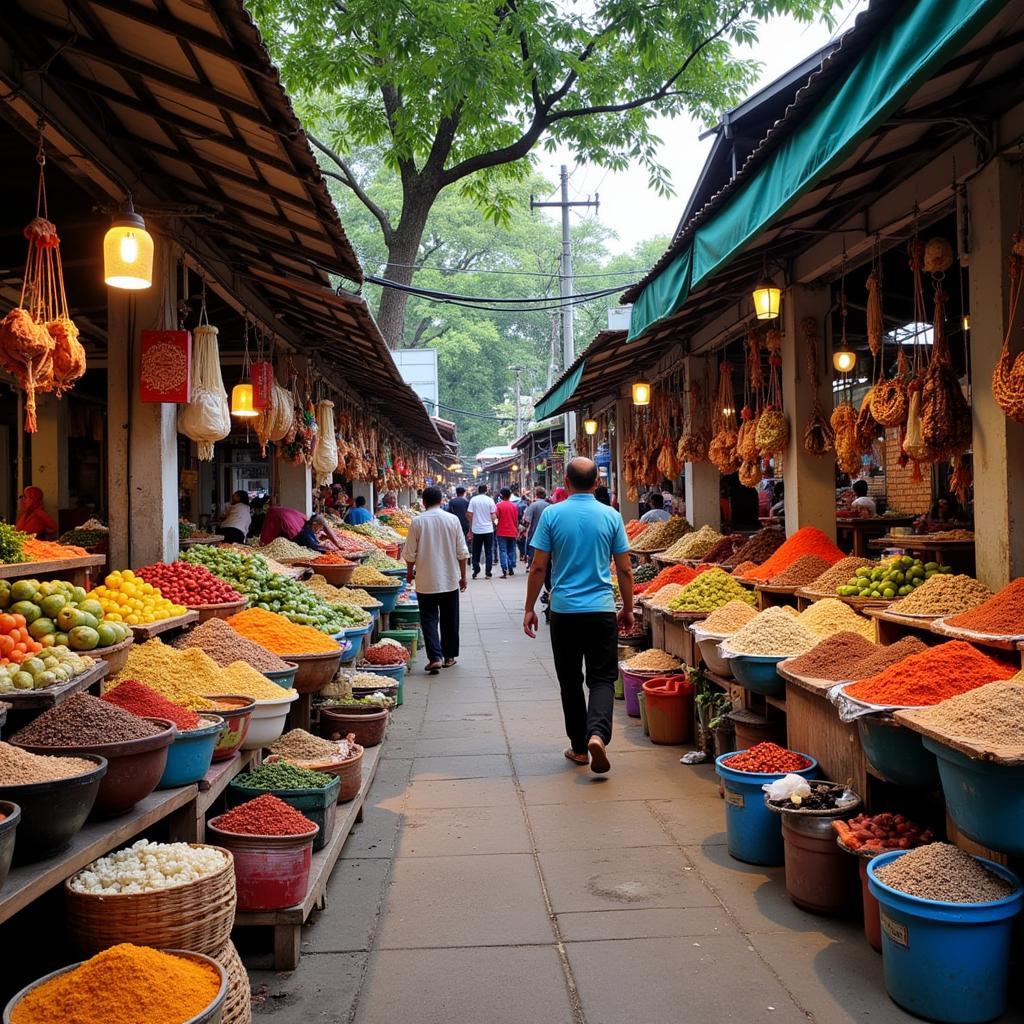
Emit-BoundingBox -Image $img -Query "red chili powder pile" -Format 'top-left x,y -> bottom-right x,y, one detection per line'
101,679 -> 201,731
845,640 -> 1017,706
215,794 -> 315,836
723,742 -> 811,774
946,578 -> 1024,636
745,527 -> 845,582
635,563 -> 704,595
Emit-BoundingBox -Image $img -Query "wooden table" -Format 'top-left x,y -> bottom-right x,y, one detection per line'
863,607 -> 946,647
179,535 -> 225,548
755,583 -> 799,610
232,744 -> 381,968
836,516 -> 917,556
0,659 -> 108,713
661,611 -> 707,666
0,554 -> 106,588
868,535 -> 976,572
129,610 -> 200,642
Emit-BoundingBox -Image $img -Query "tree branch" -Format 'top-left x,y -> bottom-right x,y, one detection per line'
308,133 -> 394,245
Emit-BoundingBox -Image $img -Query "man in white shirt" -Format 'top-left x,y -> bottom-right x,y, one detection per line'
640,492 -> 671,524
404,486 -> 470,672
850,478 -> 878,516
467,483 -> 498,579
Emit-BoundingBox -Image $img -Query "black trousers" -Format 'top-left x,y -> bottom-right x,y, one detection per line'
471,532 -> 493,575
548,611 -> 617,753
220,527 -> 246,544
418,589 -> 460,662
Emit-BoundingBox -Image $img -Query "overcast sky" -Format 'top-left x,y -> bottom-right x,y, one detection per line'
534,0 -> 864,259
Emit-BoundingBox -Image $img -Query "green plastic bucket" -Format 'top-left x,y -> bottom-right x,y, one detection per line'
390,607 -> 421,628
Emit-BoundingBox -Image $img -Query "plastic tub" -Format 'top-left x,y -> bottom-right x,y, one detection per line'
722,650 -> 787,697
858,715 -> 938,788
13,719 -> 176,818
320,707 -> 388,748
858,855 -> 883,952
619,664 -> 679,717
287,649 -> 344,695
867,850 -> 1023,1023
227,773 -> 341,852
0,755 -> 106,862
208,696 -> 256,762
356,662 -> 406,686
3,949 -> 228,1024
714,751 -> 818,866
924,738 -> 1024,854
642,676 -> 694,745
380,629 -> 418,658
360,584 -> 403,614
0,801 -> 20,891
158,716 -> 223,789
241,690 -> 299,750
692,627 -> 733,677
263,664 -> 299,689
390,607 -> 421,628
207,818 -> 318,911
638,690 -> 649,736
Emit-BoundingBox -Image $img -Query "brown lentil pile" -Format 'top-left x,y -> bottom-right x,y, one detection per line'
902,681 -> 1024,748
854,636 -> 929,678
891,574 -> 993,617
783,632 -> 878,679
722,529 -> 785,569
874,843 -> 1016,903
731,561 -> 759,578
173,617 -> 290,671
700,599 -> 759,635
663,525 -> 723,560
630,516 -> 692,552
768,555 -> 832,587
624,648 -> 681,671
797,598 -> 874,640
724,606 -> 818,657
702,534 -> 748,564
0,741 -> 96,783
270,729 -> 342,761
12,693 -> 164,747
805,556 -> 874,594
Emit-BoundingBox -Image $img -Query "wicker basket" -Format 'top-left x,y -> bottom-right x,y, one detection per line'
64,844 -> 236,955
211,939 -> 252,1024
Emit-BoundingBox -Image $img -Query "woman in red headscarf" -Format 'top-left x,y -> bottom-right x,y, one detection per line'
15,487 -> 57,538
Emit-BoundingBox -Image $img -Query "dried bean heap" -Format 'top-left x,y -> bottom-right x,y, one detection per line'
624,648 -> 680,672
0,740 -> 96,783
700,599 -> 759,635
270,728 -> 342,761
891,573 -> 992,616
725,606 -> 817,657
903,681 -> 1024,748
12,692 -> 164,747
173,616 -> 290,671
797,598 -> 874,641
874,843 -> 1016,903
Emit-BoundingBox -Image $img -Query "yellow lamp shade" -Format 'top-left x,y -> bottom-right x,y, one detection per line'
583,418 -> 598,435
103,200 -> 154,289
632,381 -> 651,406
230,383 -> 258,417
752,278 -> 781,320
832,347 -> 857,374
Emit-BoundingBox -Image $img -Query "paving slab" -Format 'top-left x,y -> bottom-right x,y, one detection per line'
301,858 -> 391,953
375,853 -> 554,948
250,952 -> 366,1022
556,905 -> 735,941
526,799 -> 676,851
410,754 -> 512,780
396,804 -> 531,858
404,776 -> 520,809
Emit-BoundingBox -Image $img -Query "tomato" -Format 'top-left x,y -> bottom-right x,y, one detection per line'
11,614 -> 25,628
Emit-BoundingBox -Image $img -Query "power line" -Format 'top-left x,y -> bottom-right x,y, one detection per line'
362,262 -> 644,279
434,401 -> 517,422
364,275 -> 627,304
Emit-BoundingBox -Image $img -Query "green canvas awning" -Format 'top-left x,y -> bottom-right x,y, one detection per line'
533,360 -> 585,420
628,0 -> 1003,340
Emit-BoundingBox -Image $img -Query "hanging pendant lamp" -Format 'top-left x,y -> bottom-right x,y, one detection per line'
104,196 -> 154,289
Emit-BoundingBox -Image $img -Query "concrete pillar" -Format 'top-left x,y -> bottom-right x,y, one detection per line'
107,235 -> 180,569
614,397 -> 639,522
351,481 -> 372,512
968,158 -> 1024,588
30,393 -> 68,529
682,356 -> 720,529
781,284 -> 836,541
277,457 -> 312,515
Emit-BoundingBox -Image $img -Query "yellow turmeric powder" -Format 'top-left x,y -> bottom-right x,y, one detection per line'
227,607 -> 340,655
10,943 -> 221,1024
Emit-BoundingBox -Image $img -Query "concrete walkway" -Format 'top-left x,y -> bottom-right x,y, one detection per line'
250,575 -> 1016,1024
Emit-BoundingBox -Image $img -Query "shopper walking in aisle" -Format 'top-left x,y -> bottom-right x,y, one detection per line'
467,483 -> 497,579
495,488 -> 520,578
448,486 -> 470,539
521,486 -> 549,567
404,486 -> 469,672
523,457 -> 634,774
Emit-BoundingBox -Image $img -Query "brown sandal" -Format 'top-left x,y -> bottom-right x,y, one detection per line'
564,748 -> 589,766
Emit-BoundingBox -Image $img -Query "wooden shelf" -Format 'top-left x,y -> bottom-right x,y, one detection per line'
232,743 -> 381,969
0,555 -> 106,586
0,659 -> 108,712
129,610 -> 200,641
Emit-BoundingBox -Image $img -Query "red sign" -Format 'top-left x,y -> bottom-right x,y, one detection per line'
251,360 -> 274,409
139,330 -> 191,403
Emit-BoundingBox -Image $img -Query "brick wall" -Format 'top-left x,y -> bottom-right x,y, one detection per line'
883,428 -> 932,514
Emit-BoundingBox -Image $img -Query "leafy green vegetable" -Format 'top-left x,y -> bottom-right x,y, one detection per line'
0,522 -> 29,565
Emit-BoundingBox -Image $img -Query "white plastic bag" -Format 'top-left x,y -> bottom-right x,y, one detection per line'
177,323 -> 229,460
311,399 -> 338,486
762,774 -> 812,801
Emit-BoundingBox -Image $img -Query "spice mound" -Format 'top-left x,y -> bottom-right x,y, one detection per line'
256,537 -> 316,561
744,527 -> 844,583
350,565 -> 397,586
630,516 -> 692,552
804,556 -> 873,595
363,640 -> 409,666
8,943 -> 222,1024
901,681 -> 1024,750
235,759 -> 334,791
725,606 -> 817,657
270,728 -> 343,762
305,577 -> 381,607
173,616 -> 289,671
70,839 -> 227,894
891,573 -> 992,617
797,598 -> 874,640
730,561 -> 759,578
767,554 -> 831,588
874,843 -> 1016,903
623,648 -> 680,672
12,692 -> 164,747
946,578 -> 1024,636
102,679 -> 202,731
844,640 -> 1017,706
663,525 -> 723,561
723,742 -> 811,774
722,528 -> 785,569
699,599 -> 759,635
667,569 -> 756,613
227,607 -> 340,655
782,632 -> 878,681
215,793 -> 316,836
0,740 -> 96,783
635,563 -> 702,596
647,583 -> 687,610
833,812 -> 934,854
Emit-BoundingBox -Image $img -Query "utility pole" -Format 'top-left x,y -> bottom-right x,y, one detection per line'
531,165 -> 599,459
509,364 -> 525,493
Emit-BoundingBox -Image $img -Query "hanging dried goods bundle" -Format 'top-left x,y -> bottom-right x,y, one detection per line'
255,376 -> 293,455
855,388 -> 880,454
678,379 -> 709,462
992,241 -> 1024,422
871,349 -> 910,427
311,400 -> 339,486
709,362 -> 740,474
923,236 -> 954,274
902,380 -> 929,462
831,401 -> 861,475
921,287 -> 971,459
738,459 -> 762,487
49,315 -> 85,395
737,407 -> 760,461
177,323 -> 230,460
949,454 -> 973,506
800,317 -> 833,457
755,407 -> 788,456
865,270 -> 884,357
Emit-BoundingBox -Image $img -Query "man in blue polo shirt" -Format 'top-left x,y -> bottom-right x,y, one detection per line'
523,457 -> 634,774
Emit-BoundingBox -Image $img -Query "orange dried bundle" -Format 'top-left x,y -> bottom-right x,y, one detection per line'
855,388 -> 880,454
865,269 -> 884,357
921,286 -> 971,459
801,317 -> 833,457
755,342 -> 788,457
831,401 -> 861,475
871,349 -> 910,427
48,315 -> 85,395
738,459 -> 762,487
992,239 -> 1024,422
709,362 -> 740,474
737,406 -> 760,461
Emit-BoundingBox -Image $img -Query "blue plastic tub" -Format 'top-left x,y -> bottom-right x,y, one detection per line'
924,738 -> 1024,855
362,584 -> 403,614
715,751 -> 818,865
264,664 -> 298,689
867,850 -> 1023,1022
357,662 -> 406,685
724,651 -> 787,697
858,715 -> 938,787
157,716 -> 223,789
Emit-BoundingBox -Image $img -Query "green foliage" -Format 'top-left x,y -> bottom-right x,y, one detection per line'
0,522 -> 28,565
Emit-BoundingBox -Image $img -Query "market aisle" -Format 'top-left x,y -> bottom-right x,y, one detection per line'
249,576 -> 1021,1024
